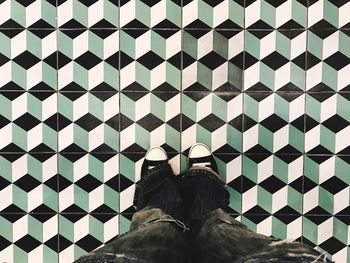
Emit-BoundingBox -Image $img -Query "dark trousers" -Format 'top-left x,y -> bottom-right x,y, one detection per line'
74,164 -> 331,263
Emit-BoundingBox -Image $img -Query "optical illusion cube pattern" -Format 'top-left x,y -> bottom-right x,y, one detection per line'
0,0 -> 350,262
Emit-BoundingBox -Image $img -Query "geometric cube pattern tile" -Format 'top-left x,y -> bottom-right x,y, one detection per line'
245,0 -> 307,29
305,92 -> 350,154
308,0 -> 350,29
0,29 -> 57,92
0,1 -> 350,262
58,30 -> 119,92
120,91 -> 181,153
183,29 -> 244,92
57,0 -> 119,28
58,213 -> 119,263
181,91 -> 243,154
0,0 -> 56,28
241,154 -> 303,214
120,0 -> 181,28
243,92 -> 305,153
306,29 -> 350,92
120,29 -> 181,91
58,92 -> 119,152
58,153 -> 119,213
0,214 -> 58,263
0,153 -> 57,213
244,29 -> 307,92
183,0 -> 244,29
303,155 -> 350,215
302,215 -> 350,262
0,91 -> 57,152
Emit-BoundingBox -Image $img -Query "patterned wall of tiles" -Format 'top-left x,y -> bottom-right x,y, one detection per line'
0,0 -> 349,262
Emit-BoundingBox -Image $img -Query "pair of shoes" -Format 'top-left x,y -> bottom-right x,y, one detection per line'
133,143 -> 220,211
134,143 -> 229,223
142,143 -> 218,174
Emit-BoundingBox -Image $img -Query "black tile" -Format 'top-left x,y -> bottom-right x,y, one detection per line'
136,113 -> 163,132
320,176 -> 348,195
197,114 -> 226,132
260,114 -> 288,132
13,51 -> 40,69
322,115 -> 349,133
199,51 -> 226,70
75,51 -> 102,70
319,237 -> 346,255
75,175 -> 102,193
324,51 -> 350,71
261,51 -> 289,70
14,174 -> 41,192
76,235 -> 102,252
137,51 -> 164,70
14,235 -> 41,253
259,175 -> 286,194
75,113 -> 103,132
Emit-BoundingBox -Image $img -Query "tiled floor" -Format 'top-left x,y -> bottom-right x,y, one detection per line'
0,0 -> 350,262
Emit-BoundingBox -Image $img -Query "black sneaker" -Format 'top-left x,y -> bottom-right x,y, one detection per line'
133,146 -> 169,210
183,143 -> 229,221
188,143 -> 219,174
140,146 -> 168,176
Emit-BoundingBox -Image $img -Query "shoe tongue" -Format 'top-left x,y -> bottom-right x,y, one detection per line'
146,159 -> 167,168
190,156 -> 211,165
192,162 -> 211,167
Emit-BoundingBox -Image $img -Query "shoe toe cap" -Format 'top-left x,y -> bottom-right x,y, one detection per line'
189,143 -> 211,158
145,147 -> 168,161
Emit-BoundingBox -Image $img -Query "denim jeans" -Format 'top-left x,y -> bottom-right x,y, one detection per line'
74,164 -> 331,263
74,207 -> 191,263
189,208 -> 330,263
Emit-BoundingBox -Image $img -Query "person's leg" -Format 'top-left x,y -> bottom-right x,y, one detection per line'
183,143 -> 332,263
74,147 -> 191,263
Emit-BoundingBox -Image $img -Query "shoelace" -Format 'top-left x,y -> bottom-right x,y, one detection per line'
310,252 -> 328,263
145,215 -> 189,232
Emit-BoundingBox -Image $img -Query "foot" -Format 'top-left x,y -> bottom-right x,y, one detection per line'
188,143 -> 218,174
134,146 -> 170,210
140,146 -> 168,176
183,144 -> 229,220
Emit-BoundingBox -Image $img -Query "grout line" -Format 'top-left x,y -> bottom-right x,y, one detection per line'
118,0 -> 122,234
55,0 -> 60,257
300,0 -> 309,244
240,0 -> 246,216
179,0 -> 183,173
